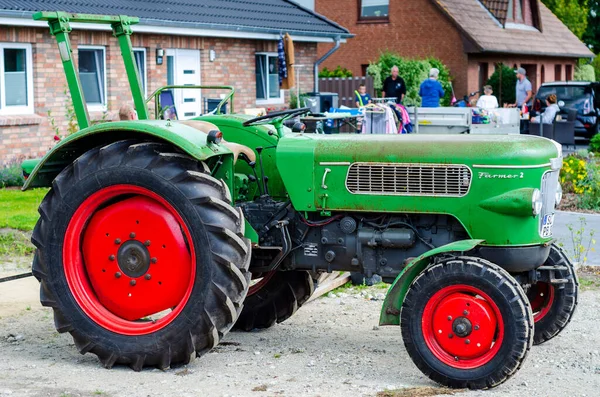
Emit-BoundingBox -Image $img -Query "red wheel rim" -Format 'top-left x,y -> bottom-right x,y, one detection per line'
63,185 -> 196,336
248,272 -> 276,296
529,282 -> 555,322
422,284 -> 504,369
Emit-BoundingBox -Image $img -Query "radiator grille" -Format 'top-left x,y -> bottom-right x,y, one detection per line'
346,163 -> 472,197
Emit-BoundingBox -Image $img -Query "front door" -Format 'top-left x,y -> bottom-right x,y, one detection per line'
166,49 -> 201,119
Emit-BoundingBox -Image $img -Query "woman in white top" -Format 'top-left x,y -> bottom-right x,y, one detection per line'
476,85 -> 499,110
532,94 -> 560,124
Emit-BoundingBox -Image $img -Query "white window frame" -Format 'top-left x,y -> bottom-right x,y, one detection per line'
78,45 -> 107,112
133,47 -> 147,97
0,43 -> 34,115
255,52 -> 284,105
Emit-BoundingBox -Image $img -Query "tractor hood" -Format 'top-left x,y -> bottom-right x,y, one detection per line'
299,133 -> 560,166
276,133 -> 562,246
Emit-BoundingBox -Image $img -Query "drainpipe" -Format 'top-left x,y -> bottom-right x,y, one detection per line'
314,36 -> 341,92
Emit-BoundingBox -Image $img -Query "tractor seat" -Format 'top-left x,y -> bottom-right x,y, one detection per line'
179,120 -> 256,164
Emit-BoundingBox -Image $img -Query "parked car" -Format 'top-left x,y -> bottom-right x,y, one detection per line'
536,81 -> 600,138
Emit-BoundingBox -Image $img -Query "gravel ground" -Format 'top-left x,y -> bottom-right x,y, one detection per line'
1,264 -> 600,397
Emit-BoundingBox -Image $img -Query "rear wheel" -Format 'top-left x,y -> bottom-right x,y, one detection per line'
32,140 -> 251,370
401,257 -> 533,389
233,271 -> 314,331
528,244 -> 578,345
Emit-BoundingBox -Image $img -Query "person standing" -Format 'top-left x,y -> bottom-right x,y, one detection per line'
476,85 -> 499,110
382,66 -> 406,103
419,68 -> 445,108
354,84 -> 372,107
513,67 -> 533,109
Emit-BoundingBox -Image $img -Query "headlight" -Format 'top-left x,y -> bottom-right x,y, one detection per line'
532,189 -> 543,215
555,183 -> 563,206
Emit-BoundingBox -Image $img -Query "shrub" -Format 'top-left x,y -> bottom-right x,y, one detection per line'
560,154 -> 587,194
289,91 -> 308,109
593,56 -> 600,85
577,158 -> 600,210
318,66 -> 353,78
561,153 -> 600,210
574,64 -> 596,81
366,52 -> 453,106
486,64 -> 517,106
589,133 -> 600,154
0,163 -> 25,188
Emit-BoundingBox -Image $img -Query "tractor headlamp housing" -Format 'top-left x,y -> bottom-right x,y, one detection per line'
207,130 -> 223,145
555,183 -> 563,207
532,189 -> 543,216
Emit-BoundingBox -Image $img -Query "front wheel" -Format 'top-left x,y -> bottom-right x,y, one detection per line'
528,244 -> 578,345
401,257 -> 533,389
32,140 -> 251,370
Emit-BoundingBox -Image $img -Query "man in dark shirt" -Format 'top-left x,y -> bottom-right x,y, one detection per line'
382,66 -> 406,103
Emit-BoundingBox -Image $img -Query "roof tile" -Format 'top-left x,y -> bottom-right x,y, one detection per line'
433,0 -> 593,58
0,0 -> 350,37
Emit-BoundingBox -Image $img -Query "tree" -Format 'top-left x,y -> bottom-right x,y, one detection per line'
542,0 -> 589,39
486,64 -> 517,106
584,0 -> 600,53
366,52 -> 453,106
574,64 -> 596,81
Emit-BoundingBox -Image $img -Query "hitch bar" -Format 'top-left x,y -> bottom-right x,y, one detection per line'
0,272 -> 33,283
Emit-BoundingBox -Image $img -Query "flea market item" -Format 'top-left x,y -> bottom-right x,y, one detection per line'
23,12 -> 575,390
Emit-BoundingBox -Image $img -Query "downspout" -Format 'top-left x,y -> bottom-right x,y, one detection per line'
314,36 -> 340,92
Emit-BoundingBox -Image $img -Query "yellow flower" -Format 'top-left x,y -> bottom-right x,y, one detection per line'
569,159 -> 574,164
580,160 -> 585,167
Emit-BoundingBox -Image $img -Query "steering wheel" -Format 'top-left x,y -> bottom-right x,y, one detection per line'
242,107 -> 311,127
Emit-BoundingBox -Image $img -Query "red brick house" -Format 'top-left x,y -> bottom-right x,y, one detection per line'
314,0 -> 593,98
0,0 -> 350,164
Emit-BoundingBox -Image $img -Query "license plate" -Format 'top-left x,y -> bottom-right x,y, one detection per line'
541,214 -> 554,238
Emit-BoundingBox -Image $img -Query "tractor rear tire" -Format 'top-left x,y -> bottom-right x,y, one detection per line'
31,140 -> 251,370
233,271 -> 314,331
528,244 -> 578,345
401,256 -> 533,389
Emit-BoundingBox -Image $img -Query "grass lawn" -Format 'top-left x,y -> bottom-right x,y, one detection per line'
0,188 -> 48,231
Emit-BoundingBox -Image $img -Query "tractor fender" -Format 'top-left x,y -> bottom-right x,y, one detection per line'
379,239 -> 485,326
23,120 -> 233,189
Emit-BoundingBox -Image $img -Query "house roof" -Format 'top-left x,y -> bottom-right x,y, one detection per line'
0,0 -> 351,39
433,0 -> 594,58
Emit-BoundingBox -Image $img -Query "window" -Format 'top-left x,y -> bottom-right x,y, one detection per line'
566,65 -> 573,81
0,43 -> 33,115
360,0 -> 389,19
255,53 -> 283,104
133,48 -> 147,95
507,0 -> 523,22
478,62 -> 489,91
541,65 -> 545,83
505,0 -> 539,30
554,65 -> 562,81
79,46 -> 106,108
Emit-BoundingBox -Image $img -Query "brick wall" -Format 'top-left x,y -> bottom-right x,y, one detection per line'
0,26 -> 316,165
315,0 -> 470,95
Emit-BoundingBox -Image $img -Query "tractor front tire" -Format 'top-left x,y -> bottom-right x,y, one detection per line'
32,140 -> 251,370
401,257 -> 533,389
528,244 -> 578,345
233,271 -> 314,331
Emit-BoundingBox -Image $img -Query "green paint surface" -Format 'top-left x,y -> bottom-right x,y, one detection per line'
379,239 -> 485,326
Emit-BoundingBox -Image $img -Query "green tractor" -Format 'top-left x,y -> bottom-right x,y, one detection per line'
24,12 -> 577,389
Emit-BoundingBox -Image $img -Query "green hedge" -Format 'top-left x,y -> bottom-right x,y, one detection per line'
486,64 -> 517,106
366,52 -> 453,107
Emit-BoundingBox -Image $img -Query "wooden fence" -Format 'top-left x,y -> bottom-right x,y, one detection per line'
318,76 -> 374,108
